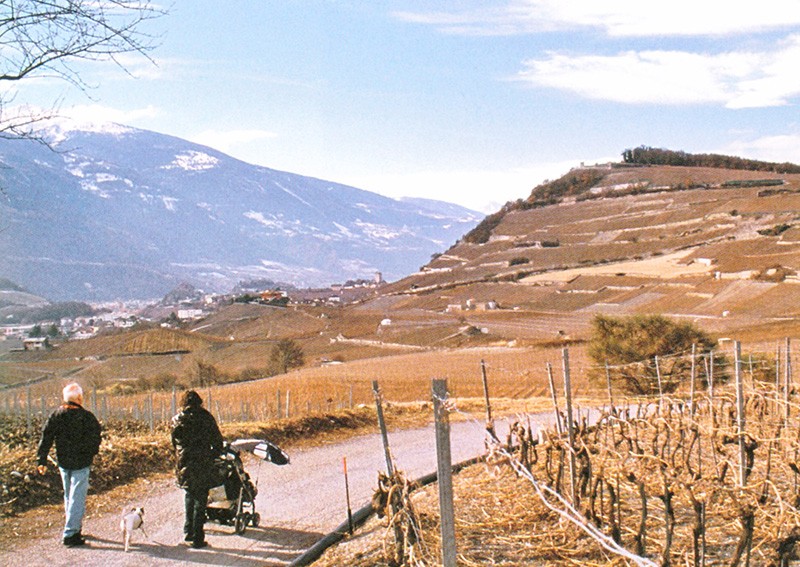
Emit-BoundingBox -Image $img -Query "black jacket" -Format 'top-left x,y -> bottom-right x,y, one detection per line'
171,405 -> 223,493
37,402 -> 102,470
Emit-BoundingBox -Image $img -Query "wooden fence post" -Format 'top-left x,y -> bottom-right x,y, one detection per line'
562,348 -> 578,506
171,386 -> 177,418
480,359 -> 497,441
776,341 -> 782,415
604,360 -> 615,415
148,391 -> 154,432
785,338 -> 792,425
372,380 -> 394,476
708,350 -> 715,403
285,390 -> 291,419
343,457 -> 354,535
432,379 -> 457,567
654,355 -> 664,412
546,362 -> 563,435
26,385 -> 32,437
735,341 -> 747,487
690,343 -> 697,418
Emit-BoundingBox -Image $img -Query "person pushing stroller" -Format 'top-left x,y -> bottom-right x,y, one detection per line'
170,390 -> 223,549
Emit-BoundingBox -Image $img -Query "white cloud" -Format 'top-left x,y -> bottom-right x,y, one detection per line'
528,1 -> 800,37
396,1 -> 800,37
61,103 -> 160,124
190,129 -> 278,154
721,134 -> 800,164
516,35 -> 800,108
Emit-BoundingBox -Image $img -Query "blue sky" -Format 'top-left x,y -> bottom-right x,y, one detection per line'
13,1 -> 800,212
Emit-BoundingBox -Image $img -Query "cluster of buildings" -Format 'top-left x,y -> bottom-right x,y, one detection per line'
445,298 -> 498,313
0,306 -> 142,351
1,273 -> 388,352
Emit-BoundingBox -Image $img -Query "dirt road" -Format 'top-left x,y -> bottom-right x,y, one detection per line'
1,415 -> 522,566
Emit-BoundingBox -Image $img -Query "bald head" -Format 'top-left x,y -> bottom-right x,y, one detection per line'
63,382 -> 84,405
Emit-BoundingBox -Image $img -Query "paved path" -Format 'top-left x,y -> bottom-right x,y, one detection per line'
0,413 -> 560,566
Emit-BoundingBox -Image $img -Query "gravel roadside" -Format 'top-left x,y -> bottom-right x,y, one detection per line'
0,418 -> 495,566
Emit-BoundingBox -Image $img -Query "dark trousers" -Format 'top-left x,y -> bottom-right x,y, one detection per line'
183,488 -> 209,543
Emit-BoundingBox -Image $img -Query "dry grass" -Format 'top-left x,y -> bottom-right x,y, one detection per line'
316,380 -> 800,567
112,343 -> 601,421
0,403 -> 431,524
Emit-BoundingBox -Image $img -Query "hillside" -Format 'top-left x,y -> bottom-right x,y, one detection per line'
375,161 -> 800,341
0,122 -> 481,301
6,156 -> 800,394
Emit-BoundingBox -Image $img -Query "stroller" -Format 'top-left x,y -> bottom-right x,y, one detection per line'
206,439 -> 289,535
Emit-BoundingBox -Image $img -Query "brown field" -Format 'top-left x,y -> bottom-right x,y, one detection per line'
0,342 -> 603,426
317,375 -> 800,566
6,174 -> 800,423
5,167 -> 800,564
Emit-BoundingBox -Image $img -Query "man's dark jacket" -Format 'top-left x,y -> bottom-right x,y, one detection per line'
171,405 -> 223,494
37,402 -> 102,470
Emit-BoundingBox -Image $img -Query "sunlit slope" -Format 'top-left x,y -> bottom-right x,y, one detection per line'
378,165 -> 800,339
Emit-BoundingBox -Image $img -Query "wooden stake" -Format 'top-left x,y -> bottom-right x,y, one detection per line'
481,359 -> 498,441
343,457 -> 354,535
432,379 -> 457,567
373,380 -> 394,476
605,360 -> 615,415
562,348 -> 578,506
708,350 -> 714,403
776,341 -> 782,416
546,362 -> 563,435
735,341 -> 747,487
690,343 -> 697,418
654,355 -> 664,412
786,337 -> 792,424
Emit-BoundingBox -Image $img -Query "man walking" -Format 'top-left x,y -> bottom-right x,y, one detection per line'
171,390 -> 223,549
37,382 -> 102,547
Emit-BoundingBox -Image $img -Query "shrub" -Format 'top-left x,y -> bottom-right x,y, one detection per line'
192,361 -> 233,387
238,367 -> 272,382
758,224 -> 792,236
588,314 -> 716,395
463,209 -> 507,244
271,339 -> 305,374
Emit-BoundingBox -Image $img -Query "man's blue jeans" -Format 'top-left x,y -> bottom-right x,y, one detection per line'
59,466 -> 90,539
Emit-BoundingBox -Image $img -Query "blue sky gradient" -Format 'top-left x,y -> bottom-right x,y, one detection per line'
14,1 -> 800,212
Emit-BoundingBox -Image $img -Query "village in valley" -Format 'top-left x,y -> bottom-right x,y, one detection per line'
0,272 -> 388,355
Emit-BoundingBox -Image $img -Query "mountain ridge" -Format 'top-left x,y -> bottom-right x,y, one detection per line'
0,123 -> 481,301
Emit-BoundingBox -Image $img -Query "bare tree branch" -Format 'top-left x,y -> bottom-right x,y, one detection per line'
0,0 -> 166,136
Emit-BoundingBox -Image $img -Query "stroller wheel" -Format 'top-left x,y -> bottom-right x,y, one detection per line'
251,512 -> 260,527
234,513 -> 247,535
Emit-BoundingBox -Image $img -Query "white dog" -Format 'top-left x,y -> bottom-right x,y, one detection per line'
120,507 -> 147,552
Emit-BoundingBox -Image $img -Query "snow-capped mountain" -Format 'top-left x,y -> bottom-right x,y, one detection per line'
0,122 -> 481,301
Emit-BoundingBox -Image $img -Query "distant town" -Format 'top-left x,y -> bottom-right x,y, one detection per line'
0,272 -> 386,354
